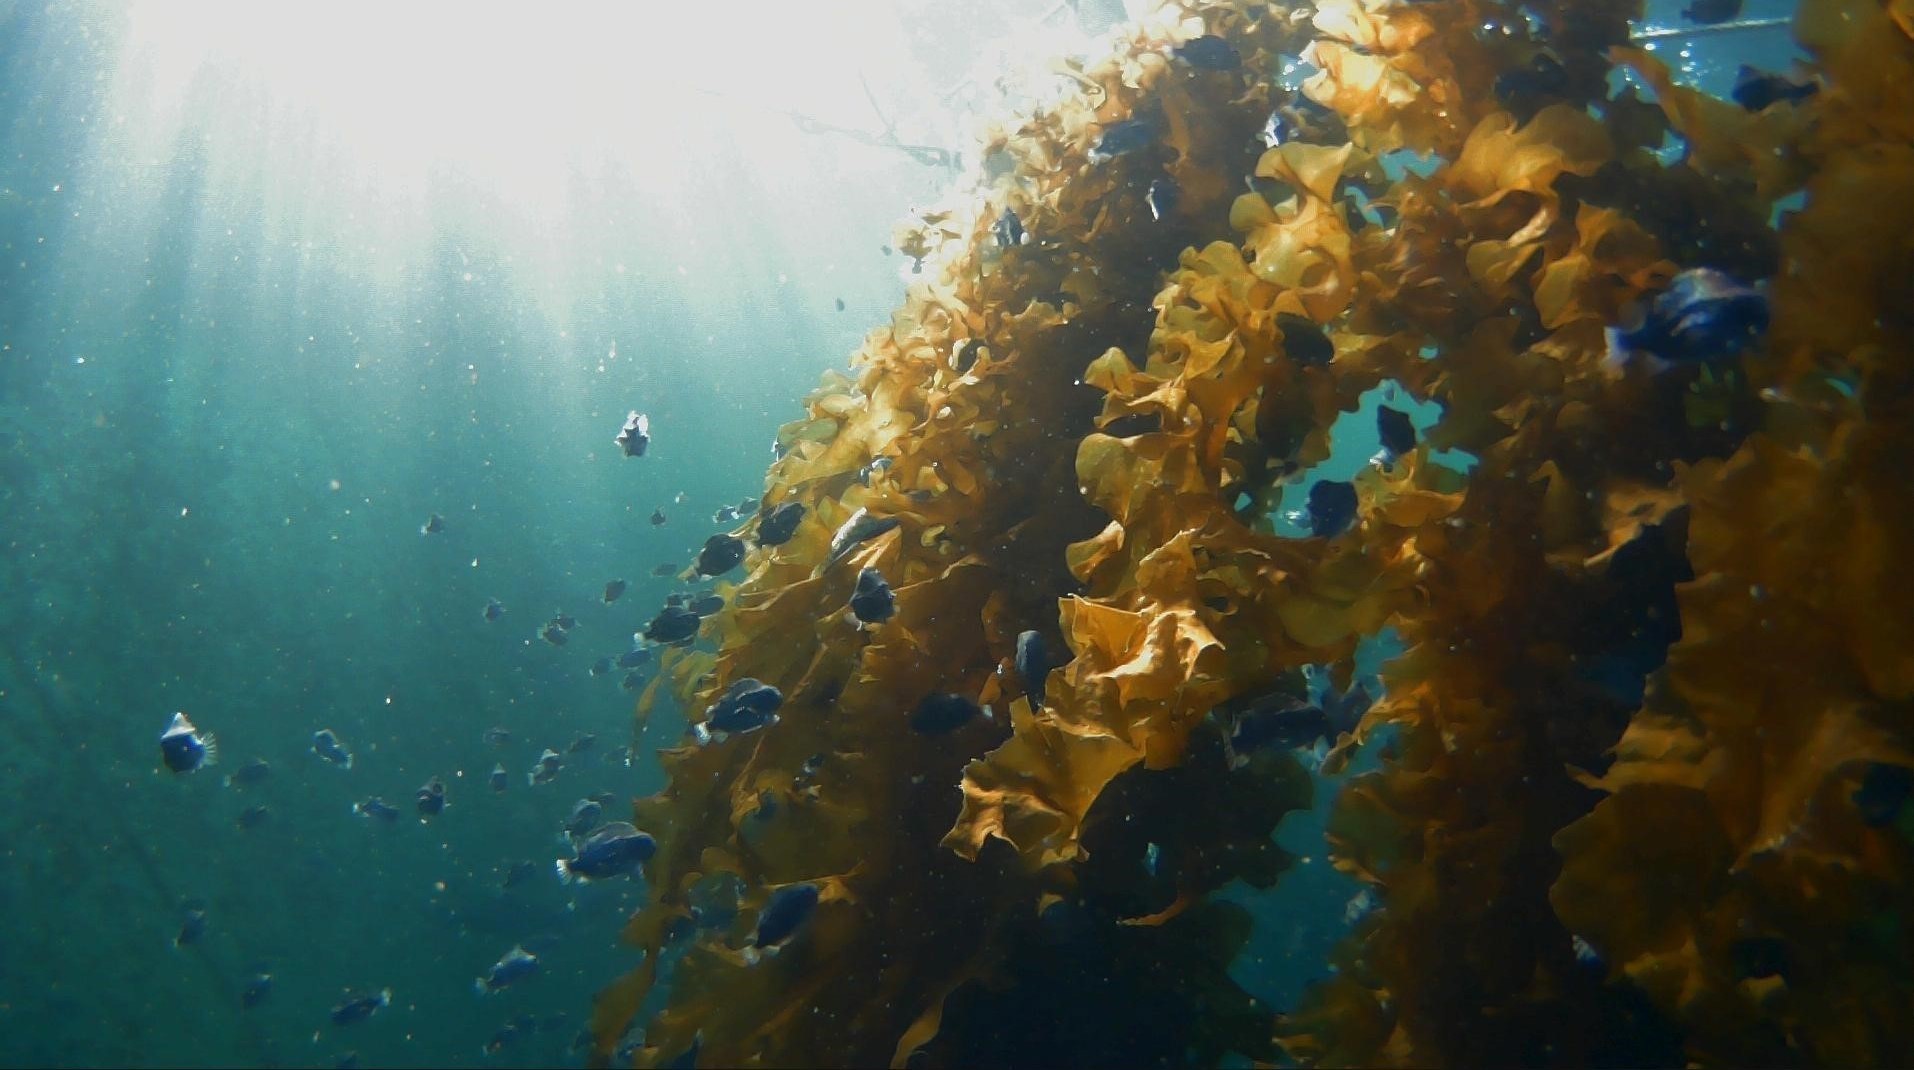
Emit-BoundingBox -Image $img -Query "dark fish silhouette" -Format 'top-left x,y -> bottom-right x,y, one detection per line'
753,883 -> 820,948
695,534 -> 747,577
1172,34 -> 1239,70
849,567 -> 895,624
615,411 -> 651,457
1306,480 -> 1358,538
160,712 -> 216,773
1016,630 -> 1050,707
758,501 -> 805,546
695,679 -> 784,745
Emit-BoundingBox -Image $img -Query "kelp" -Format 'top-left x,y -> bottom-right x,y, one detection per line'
591,0 -> 1914,1066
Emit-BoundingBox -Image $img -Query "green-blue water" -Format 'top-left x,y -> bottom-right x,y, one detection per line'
0,1 -> 1807,1066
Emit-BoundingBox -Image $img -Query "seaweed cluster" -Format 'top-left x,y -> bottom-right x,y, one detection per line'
591,0 -> 1914,1065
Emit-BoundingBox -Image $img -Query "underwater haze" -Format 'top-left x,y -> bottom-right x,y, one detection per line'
5,0 -> 1909,1068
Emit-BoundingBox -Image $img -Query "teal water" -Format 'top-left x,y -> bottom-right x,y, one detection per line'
0,1 -> 1801,1067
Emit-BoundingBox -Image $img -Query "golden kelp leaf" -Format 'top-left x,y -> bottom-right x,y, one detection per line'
943,699 -> 1142,866
1254,141 -> 1355,204
1612,47 -> 1810,199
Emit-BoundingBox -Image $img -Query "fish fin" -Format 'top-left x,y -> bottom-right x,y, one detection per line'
201,734 -> 218,768
555,858 -> 576,885
474,977 -> 491,997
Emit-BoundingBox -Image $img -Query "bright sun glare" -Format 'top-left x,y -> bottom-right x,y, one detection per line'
109,1 -> 936,212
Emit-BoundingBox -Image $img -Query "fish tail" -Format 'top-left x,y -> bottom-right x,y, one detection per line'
555,858 -> 576,885
201,733 -> 218,768
474,977 -> 493,997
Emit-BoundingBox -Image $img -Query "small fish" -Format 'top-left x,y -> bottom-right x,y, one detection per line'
160,712 -> 217,773
1376,405 -> 1416,458
909,692 -> 982,735
618,647 -> 651,669
555,821 -> 657,883
1492,51 -> 1568,106
757,501 -> 805,546
694,679 -> 784,745
329,988 -> 391,1026
590,656 -> 614,677
1682,0 -> 1740,23
1731,66 -> 1817,112
826,508 -> 900,566
568,733 -> 597,754
241,968 -> 273,1009
1172,34 -> 1239,70
354,796 -> 401,823
675,491 -> 687,503
993,207 -> 1025,249
834,297 -> 846,312
1278,313 -> 1335,366
1015,630 -> 1050,707
490,763 -> 509,793
614,411 -> 651,458
416,776 -> 447,818
649,508 -> 668,526
1607,267 -> 1768,371
552,612 -> 578,631
1306,480 -> 1358,538
736,496 -> 759,513
311,729 -> 353,770
420,513 -> 445,536
602,579 -> 627,604
849,567 -> 895,624
540,622 -> 570,647
689,593 -> 725,617
528,749 -> 563,787
665,593 -> 686,608
881,244 -> 893,255
713,505 -> 740,524
502,860 -> 539,888
1261,108 -> 1293,149
475,946 -> 540,995
753,883 -> 820,949
482,726 -> 513,746
651,562 -> 680,577
1090,117 -> 1157,161
223,757 -> 270,789
620,672 -> 645,693
695,533 -> 747,577
482,598 -> 505,622
643,604 -> 703,646
1222,691 -> 1333,762
235,804 -> 271,830
1147,177 -> 1179,222
175,903 -> 208,947
564,798 -> 604,838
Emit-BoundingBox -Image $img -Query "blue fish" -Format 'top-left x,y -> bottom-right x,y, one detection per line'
311,728 -> 353,769
1376,405 -> 1416,459
420,513 -> 445,536
1731,65 -> 1817,112
1279,313 -> 1335,366
329,988 -> 390,1026
753,883 -> 820,949
1305,480 -> 1358,538
615,411 -> 651,458
993,208 -> 1026,249
1091,117 -> 1157,161
175,902 -> 208,947
159,712 -> 216,774
415,777 -> 447,818
474,946 -> 539,995
849,568 -> 896,624
1015,631 -> 1050,707
528,749 -> 562,787
643,604 -> 702,645
618,647 -> 650,670
1608,268 -> 1767,371
695,679 -> 784,745
223,757 -> 270,788
564,798 -> 603,838
241,968 -> 273,1010
555,821 -> 656,884
1172,34 -> 1240,70
827,508 -> 900,565
483,597 -> 505,622
353,796 -> 401,823
757,501 -> 805,546
694,534 -> 747,577
490,763 -> 509,793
